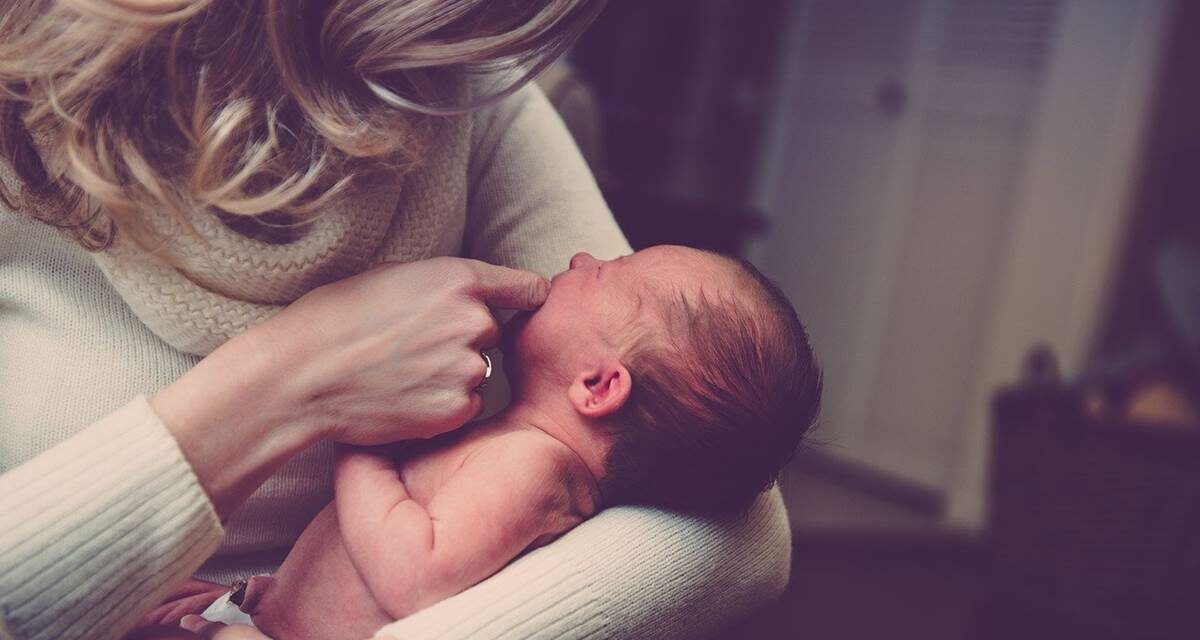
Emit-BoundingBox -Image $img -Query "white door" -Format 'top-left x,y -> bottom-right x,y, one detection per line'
751,0 -> 1168,527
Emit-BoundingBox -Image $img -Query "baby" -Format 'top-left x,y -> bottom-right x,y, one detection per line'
145,245 -> 821,639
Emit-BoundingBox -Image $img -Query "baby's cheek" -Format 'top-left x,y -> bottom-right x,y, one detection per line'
248,602 -> 287,640
242,578 -> 285,636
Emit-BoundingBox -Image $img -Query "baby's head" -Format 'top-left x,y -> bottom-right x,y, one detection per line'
505,245 -> 822,515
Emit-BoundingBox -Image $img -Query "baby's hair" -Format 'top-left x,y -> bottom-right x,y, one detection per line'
600,253 -> 823,516
0,0 -> 606,252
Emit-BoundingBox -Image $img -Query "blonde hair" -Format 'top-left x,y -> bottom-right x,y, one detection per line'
0,0 -> 604,250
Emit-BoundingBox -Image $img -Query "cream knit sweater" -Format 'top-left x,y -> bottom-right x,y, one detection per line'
0,84 -> 792,640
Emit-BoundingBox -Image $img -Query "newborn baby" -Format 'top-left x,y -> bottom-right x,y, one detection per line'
150,245 -> 821,639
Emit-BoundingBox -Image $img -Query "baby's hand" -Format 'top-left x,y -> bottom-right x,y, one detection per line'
178,616 -> 272,639
333,444 -> 408,500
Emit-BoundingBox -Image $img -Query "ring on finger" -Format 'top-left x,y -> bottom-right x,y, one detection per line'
473,352 -> 493,393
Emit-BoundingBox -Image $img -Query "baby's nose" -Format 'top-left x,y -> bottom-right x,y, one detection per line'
569,252 -> 598,270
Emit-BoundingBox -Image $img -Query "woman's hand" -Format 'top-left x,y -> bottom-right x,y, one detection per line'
252,257 -> 547,443
151,257 -> 549,518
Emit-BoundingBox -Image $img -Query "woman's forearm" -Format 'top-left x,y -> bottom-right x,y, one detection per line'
151,327 -> 321,520
0,397 -> 224,640
150,257 -> 550,521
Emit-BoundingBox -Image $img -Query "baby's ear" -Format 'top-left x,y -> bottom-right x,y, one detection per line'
568,360 -> 632,419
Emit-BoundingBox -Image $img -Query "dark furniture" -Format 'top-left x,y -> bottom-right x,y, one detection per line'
976,351 -> 1200,640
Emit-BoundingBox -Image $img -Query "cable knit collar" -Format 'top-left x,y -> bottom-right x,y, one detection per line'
90,113 -> 472,356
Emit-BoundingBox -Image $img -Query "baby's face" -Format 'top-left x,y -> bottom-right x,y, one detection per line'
505,245 -> 733,383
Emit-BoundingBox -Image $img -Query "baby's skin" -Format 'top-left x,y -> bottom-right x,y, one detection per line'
246,418 -> 600,640
137,246 -> 746,640
248,246 -> 740,639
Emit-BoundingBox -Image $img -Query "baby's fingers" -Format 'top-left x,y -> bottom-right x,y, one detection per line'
179,617 -> 272,640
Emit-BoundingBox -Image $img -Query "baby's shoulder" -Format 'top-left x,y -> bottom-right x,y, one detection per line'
474,428 -> 576,473
478,430 -> 599,519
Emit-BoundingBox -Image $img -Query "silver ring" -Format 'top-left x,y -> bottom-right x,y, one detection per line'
474,352 -> 493,393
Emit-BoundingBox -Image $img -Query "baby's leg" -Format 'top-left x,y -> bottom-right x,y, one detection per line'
137,577 -> 230,628
121,625 -> 203,640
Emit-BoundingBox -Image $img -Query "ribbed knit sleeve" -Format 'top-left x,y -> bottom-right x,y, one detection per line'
462,82 -> 633,275
376,489 -> 792,640
404,82 -> 794,640
0,396 -> 223,640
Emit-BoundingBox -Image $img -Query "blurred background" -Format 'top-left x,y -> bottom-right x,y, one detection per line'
539,0 -> 1200,638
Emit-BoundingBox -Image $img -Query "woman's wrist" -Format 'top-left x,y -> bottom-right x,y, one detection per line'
151,328 -> 324,519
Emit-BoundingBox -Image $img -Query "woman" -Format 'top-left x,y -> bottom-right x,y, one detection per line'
0,1 -> 792,639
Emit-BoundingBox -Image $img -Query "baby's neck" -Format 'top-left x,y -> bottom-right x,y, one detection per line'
485,403 -> 609,484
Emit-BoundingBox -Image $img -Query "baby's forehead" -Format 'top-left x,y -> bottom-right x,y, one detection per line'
627,246 -> 740,293
623,247 -> 750,324
616,248 -> 769,359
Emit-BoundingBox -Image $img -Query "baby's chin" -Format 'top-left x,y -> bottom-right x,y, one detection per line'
499,307 -> 564,390
499,309 -> 534,354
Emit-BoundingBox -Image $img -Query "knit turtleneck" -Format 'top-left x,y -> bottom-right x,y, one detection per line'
91,113 -> 470,356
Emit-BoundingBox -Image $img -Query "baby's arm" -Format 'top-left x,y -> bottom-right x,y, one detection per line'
333,436 -> 578,619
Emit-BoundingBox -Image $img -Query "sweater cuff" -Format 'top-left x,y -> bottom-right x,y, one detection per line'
0,395 -> 224,640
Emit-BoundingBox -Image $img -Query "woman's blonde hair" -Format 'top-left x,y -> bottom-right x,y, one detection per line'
0,0 -> 604,250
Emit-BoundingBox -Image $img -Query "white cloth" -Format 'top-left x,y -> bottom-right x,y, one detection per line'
0,83 -> 793,640
200,591 -> 256,628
